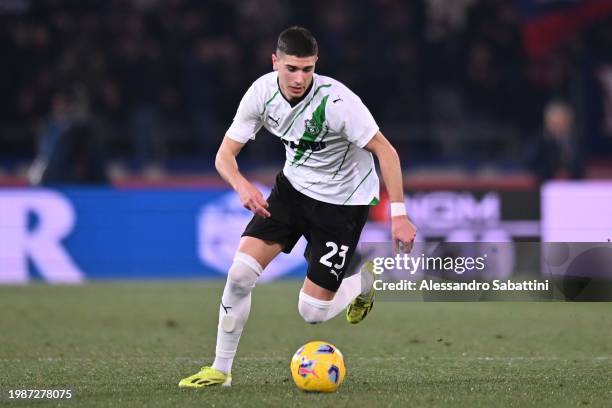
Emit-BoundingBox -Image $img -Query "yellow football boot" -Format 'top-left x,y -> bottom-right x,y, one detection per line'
178,366 -> 232,388
346,261 -> 376,324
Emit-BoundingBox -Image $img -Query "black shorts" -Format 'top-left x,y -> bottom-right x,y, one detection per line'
242,171 -> 370,292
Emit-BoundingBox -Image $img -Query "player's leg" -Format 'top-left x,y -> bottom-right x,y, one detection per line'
297,203 -> 372,324
212,237 -> 283,374
298,271 -> 373,324
180,171 -> 300,388
179,237 -> 282,388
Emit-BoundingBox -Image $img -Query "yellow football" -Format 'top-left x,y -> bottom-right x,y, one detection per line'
290,340 -> 346,392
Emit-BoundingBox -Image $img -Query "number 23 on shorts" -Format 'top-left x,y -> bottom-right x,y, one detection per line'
319,241 -> 349,269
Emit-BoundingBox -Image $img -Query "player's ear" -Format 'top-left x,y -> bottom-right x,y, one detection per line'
272,53 -> 278,71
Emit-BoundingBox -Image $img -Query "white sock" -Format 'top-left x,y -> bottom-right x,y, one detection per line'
326,271 -> 364,319
298,271 -> 369,324
212,252 -> 262,374
298,290 -> 332,324
212,356 -> 233,374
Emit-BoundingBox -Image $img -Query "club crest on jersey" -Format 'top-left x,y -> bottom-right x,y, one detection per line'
304,119 -> 322,135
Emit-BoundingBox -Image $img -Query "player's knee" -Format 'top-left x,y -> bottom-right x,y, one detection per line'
298,290 -> 331,324
298,301 -> 327,324
227,252 -> 262,296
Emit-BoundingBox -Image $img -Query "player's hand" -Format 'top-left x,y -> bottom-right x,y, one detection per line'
236,181 -> 271,218
391,215 -> 417,253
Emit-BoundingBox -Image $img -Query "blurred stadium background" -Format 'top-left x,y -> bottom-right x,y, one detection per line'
1,0 -> 612,181
1,0 -> 611,283
2,1 -> 612,406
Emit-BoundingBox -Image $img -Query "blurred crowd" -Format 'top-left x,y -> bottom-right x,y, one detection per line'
1,0 -> 611,180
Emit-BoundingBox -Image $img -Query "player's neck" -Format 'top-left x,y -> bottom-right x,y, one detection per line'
278,78 -> 314,108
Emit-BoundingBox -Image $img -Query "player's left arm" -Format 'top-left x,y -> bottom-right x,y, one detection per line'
364,131 -> 417,252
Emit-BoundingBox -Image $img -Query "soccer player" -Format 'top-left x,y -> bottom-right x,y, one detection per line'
179,26 -> 417,388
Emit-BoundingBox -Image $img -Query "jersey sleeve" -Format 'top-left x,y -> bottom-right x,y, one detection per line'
330,88 -> 379,148
226,84 -> 263,143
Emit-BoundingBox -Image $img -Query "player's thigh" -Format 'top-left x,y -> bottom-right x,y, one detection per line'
305,205 -> 369,292
237,236 -> 284,270
241,171 -> 303,258
301,248 -> 368,301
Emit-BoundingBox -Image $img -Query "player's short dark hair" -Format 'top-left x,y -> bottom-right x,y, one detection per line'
276,26 -> 318,57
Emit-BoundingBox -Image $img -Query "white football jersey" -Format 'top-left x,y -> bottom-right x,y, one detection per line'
227,72 -> 380,206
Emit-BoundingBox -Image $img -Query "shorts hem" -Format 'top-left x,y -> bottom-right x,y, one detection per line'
240,232 -> 294,254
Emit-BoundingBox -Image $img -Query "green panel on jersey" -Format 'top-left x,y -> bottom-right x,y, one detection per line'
292,94 -> 329,165
282,83 -> 331,138
295,129 -> 329,169
343,167 -> 373,204
369,197 -> 380,206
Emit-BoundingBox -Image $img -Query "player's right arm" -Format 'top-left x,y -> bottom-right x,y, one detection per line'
215,136 -> 271,218
218,78 -> 271,218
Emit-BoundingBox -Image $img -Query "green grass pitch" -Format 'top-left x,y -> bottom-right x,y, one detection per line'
1,282 -> 611,407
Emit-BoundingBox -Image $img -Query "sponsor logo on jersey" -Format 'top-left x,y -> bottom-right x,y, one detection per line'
282,138 -> 326,152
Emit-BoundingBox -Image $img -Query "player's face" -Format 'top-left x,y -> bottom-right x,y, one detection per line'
272,52 -> 318,101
